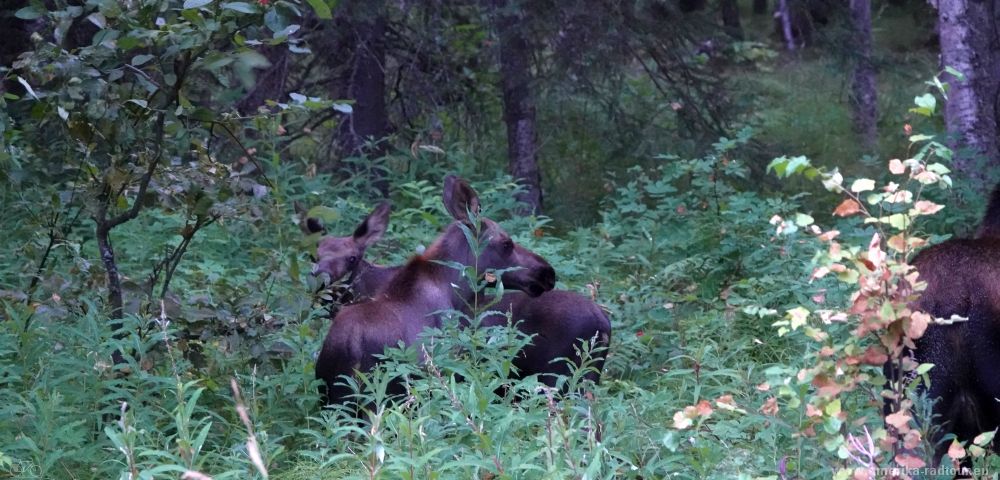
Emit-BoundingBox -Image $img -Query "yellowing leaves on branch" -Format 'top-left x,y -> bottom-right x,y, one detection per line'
763,105 -> 962,473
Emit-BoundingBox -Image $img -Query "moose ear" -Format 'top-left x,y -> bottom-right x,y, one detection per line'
295,201 -> 327,235
353,201 -> 391,247
442,175 -> 480,224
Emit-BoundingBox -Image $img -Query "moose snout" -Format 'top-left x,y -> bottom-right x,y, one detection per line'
539,265 -> 556,289
524,264 -> 557,297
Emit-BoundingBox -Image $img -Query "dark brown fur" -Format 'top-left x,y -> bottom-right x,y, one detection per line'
308,185 -> 611,404
905,186 -> 1000,463
315,176 -> 557,406
481,291 -> 611,388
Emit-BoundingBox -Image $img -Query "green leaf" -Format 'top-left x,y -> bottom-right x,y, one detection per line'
306,0 -> 332,19
944,66 -> 965,81
272,23 -> 300,39
914,93 -> 935,110
222,2 -> 256,13
15,6 -> 43,19
131,54 -> 154,66
188,107 -> 215,121
926,162 -> 951,175
289,255 -> 301,284
767,155 -> 813,178
909,93 -> 936,117
264,8 -> 287,33
785,155 -> 810,175
236,50 -> 270,69
16,77 -> 38,100
183,0 -> 213,9
974,430 -> 996,447
886,213 -> 910,230
793,213 -> 814,227
306,206 -> 339,223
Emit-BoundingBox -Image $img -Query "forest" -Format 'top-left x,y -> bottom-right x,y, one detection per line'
3,0 -> 1000,478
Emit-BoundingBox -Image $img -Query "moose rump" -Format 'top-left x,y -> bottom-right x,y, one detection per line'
483,290 -> 612,388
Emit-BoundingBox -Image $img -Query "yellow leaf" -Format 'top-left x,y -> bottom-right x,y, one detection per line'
913,200 -> 944,215
887,233 -> 906,253
850,178 -> 876,193
787,307 -> 809,330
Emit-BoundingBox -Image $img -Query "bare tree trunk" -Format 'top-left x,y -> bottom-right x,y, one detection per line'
849,0 -> 878,153
753,0 -> 768,15
236,45 -> 290,115
337,1 -> 390,196
95,55 -> 189,364
493,0 -> 543,214
1,0 -> 33,95
679,0 -> 707,12
777,0 -> 796,50
720,0 -> 743,39
935,0 -> 1000,175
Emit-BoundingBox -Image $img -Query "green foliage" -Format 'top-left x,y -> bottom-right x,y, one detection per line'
0,1 -> 976,478
1,120 -> 837,477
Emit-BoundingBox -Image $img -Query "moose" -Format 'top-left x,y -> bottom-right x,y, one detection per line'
306,201 -> 401,305
309,177 -> 611,406
314,176 -> 560,405
890,186 -> 1000,464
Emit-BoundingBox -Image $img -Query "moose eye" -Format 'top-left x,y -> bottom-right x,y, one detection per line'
503,239 -> 514,252
348,256 -> 358,264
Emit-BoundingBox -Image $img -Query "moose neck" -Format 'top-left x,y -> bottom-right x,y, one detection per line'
430,223 -> 483,306
349,260 -> 400,299
386,223 -> 480,311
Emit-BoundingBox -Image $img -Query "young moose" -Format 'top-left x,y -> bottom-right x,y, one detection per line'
896,187 -> 1000,463
315,176 -> 557,405
308,201 -> 400,304
307,200 -> 612,390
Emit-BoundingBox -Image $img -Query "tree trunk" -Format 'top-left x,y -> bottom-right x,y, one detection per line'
679,0 -> 707,12
0,0 -> 33,96
849,0 -> 878,153
935,0 -> 1000,175
753,0 -> 768,15
493,0 -> 543,215
236,45 -> 290,115
337,1 -> 390,196
96,224 -> 126,321
777,0 -> 796,50
720,0 -> 743,39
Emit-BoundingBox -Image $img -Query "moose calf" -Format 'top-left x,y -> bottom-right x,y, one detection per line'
314,176 -> 557,406
307,180 -> 611,404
